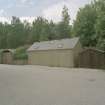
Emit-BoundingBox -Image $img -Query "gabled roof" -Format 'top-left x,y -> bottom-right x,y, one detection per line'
27,37 -> 79,51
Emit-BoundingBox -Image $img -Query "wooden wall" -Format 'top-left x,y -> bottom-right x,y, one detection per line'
78,49 -> 105,69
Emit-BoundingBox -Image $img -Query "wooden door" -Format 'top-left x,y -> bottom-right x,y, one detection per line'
2,52 -> 12,64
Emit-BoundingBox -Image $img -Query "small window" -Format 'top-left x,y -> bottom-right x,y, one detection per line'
50,41 -> 54,44
34,45 -> 39,49
57,44 -> 63,48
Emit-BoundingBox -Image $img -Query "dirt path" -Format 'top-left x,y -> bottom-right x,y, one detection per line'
0,64 -> 105,105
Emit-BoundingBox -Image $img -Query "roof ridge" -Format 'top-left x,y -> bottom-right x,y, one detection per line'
33,37 -> 79,43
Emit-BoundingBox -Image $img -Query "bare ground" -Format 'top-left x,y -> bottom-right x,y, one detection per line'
0,64 -> 105,105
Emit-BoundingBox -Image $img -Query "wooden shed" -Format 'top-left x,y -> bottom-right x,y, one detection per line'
27,37 -> 82,68
0,49 -> 14,64
79,48 -> 105,69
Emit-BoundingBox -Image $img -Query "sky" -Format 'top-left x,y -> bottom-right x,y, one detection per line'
0,0 -> 92,23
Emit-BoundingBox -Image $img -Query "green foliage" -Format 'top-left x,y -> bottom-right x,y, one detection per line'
31,17 -> 47,42
13,47 -> 28,60
56,5 -> 71,39
0,50 -> 3,63
0,6 -> 72,49
62,5 -> 70,24
73,0 -> 105,50
95,0 -> 105,50
0,23 -> 7,48
0,2 -> 105,51
73,4 -> 97,47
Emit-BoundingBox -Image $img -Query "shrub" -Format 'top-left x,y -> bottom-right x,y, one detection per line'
13,47 -> 28,60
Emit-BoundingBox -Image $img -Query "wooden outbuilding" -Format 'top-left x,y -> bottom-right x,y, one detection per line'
27,37 -> 82,68
78,48 -> 105,69
0,49 -> 14,64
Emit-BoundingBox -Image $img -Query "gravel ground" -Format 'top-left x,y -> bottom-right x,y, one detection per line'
0,64 -> 105,105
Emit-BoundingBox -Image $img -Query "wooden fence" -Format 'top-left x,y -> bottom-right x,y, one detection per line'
78,48 -> 105,69
13,59 -> 28,65
0,49 -> 28,65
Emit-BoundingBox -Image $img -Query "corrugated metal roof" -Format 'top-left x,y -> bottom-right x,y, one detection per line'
27,37 -> 79,51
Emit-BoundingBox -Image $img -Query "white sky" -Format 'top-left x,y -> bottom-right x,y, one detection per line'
0,0 -> 92,23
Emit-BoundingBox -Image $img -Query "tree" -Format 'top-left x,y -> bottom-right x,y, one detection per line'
23,20 -> 31,44
0,23 -> 7,48
8,16 -> 26,48
62,5 -> 70,24
11,16 -> 20,25
56,5 -> 71,39
73,4 -> 97,47
31,17 -> 53,42
95,0 -> 105,50
47,21 -> 57,40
